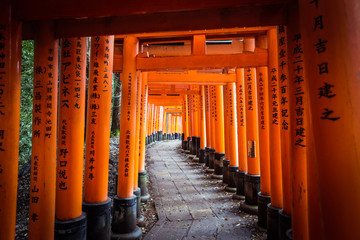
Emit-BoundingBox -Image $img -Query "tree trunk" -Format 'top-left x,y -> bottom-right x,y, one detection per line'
111,73 -> 121,133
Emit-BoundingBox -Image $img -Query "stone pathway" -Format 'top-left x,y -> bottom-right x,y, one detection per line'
144,140 -> 266,240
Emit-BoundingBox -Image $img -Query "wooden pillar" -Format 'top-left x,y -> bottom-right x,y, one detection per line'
55,37 -> 88,239
138,72 -> 149,202
225,82 -> 239,192
234,68 -> 247,199
0,3 -> 22,239
208,86 -> 216,172
28,21 -> 58,240
299,0 -> 360,239
199,86 -> 206,163
287,4 -> 309,239
255,35 -> 272,228
267,28 -> 283,240
112,36 -> 141,238
277,25 -> 292,239
213,85 -> 225,178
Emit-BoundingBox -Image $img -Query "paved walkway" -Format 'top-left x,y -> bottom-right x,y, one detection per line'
144,140 -> 266,240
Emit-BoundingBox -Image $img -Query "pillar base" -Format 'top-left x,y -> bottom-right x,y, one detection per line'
285,229 -> 293,240
267,204 -> 281,240
205,147 -> 211,167
240,200 -> 258,215
232,193 -> 246,200
196,137 -> 201,156
138,171 -> 150,202
111,196 -> 141,240
244,173 -> 260,205
211,173 -> 223,180
133,188 -> 145,224
55,212 -> 87,240
222,159 -> 230,185
235,170 -> 246,197
214,152 -> 225,176
279,209 -> 292,240
257,193 -> 271,229
82,198 -> 111,240
225,166 -> 238,192
208,148 -> 216,170
188,140 -> 193,153
199,149 -> 205,164
182,140 -> 188,150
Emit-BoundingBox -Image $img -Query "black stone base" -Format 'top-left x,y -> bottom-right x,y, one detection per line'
181,133 -> 184,141
175,133 -> 179,139
226,166 -> 238,192
191,136 -> 197,155
267,204 -> 281,240
138,171 -> 150,202
145,136 -> 148,145
244,173 -> 260,205
133,188 -> 144,223
55,212 -> 87,240
235,170 -> 246,196
111,196 -> 141,240
199,149 -> 205,164
196,137 -> 201,156
257,193 -> 271,229
285,229 -> 293,240
240,200 -> 258,215
214,152 -> 225,176
205,147 -> 211,167
182,140 -> 188,150
279,209 -> 292,240
82,199 -> 111,240
209,148 -> 216,170
188,140 -> 193,153
222,159 -> 230,185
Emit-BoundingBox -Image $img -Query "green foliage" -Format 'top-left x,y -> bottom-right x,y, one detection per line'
19,40 -> 34,169
110,129 -> 120,137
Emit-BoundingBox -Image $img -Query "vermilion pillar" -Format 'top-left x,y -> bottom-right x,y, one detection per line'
28,21 -> 58,240
222,85 -> 230,184
192,94 -> 200,155
55,37 -> 87,239
287,5 -> 310,239
206,86 -> 216,173
240,66 -> 261,213
204,86 -> 212,167
138,72 -> 150,202
267,28 -> 283,240
199,86 -> 206,163
277,25 -> 292,240
213,85 -> 225,178
299,1 -> 360,239
83,36 -> 114,239
112,36 -> 142,239
225,82 -> 239,193
234,68 -> 247,200
255,35 -> 272,229
182,95 -> 188,149
0,4 -> 22,239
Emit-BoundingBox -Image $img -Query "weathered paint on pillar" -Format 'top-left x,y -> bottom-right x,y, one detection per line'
56,37 -> 87,219
236,68 -> 247,172
29,21 -> 58,239
117,36 -> 138,198
0,4 -> 22,239
299,1 -> 360,238
193,94 -> 199,137
210,86 -> 216,149
244,68 -> 260,175
214,85 -> 225,154
268,28 -> 283,208
227,82 -> 238,167
139,72 -> 148,172
205,86 -> 212,148
287,5 -> 309,238
277,25 -> 292,215
200,86 -> 206,149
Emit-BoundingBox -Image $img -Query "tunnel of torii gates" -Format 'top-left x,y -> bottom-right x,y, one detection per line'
0,0 -> 360,240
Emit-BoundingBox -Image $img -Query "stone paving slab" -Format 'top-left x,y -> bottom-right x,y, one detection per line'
144,140 -> 266,240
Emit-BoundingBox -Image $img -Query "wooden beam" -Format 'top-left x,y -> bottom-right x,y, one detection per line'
148,89 -> 200,95
16,0 -> 289,21
32,5 -> 287,39
147,71 -> 236,84
113,49 -> 267,71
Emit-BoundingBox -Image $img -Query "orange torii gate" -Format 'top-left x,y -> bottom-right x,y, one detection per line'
1,1 -> 360,240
